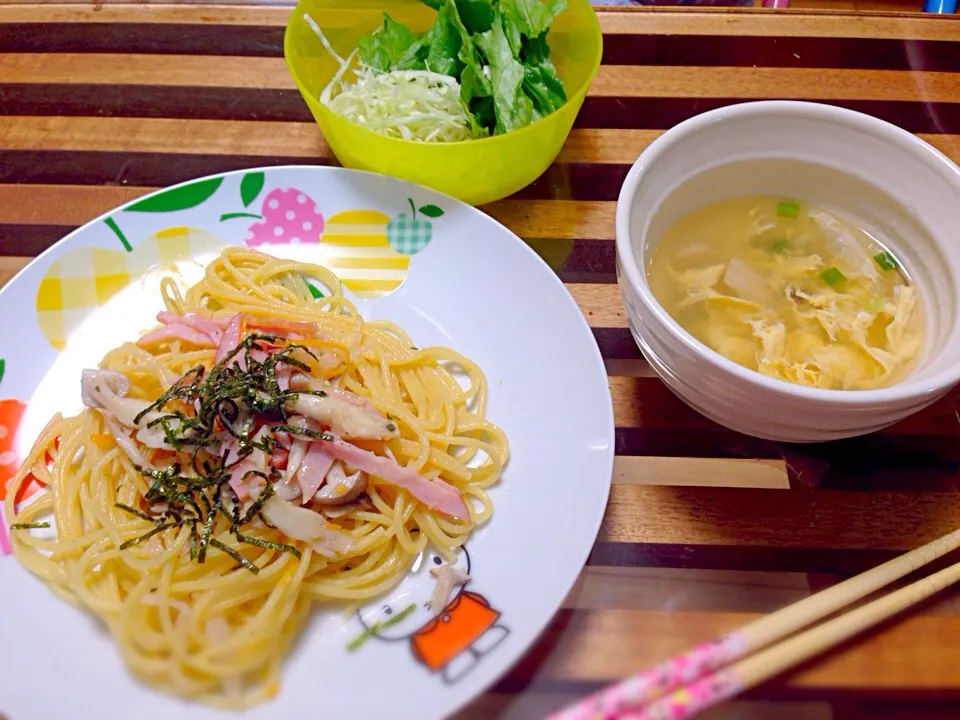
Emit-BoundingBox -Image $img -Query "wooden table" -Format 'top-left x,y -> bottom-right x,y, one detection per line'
3,4 -> 960,719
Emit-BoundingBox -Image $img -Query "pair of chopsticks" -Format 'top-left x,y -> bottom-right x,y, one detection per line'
550,526 -> 960,720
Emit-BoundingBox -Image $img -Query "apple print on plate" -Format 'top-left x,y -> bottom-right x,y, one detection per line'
244,188 -> 325,248
235,191 -> 443,298
387,199 -> 444,255
34,226 -> 223,351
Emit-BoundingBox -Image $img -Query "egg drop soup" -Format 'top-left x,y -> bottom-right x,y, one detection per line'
646,195 -> 923,390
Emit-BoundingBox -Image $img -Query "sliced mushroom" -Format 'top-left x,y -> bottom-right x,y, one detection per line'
82,368 -> 155,427
320,499 -> 368,519
313,460 -> 367,505
260,495 -> 353,558
81,369 -> 129,407
102,415 -> 151,469
279,438 -> 309,500
288,394 -> 397,441
81,368 -> 176,449
287,373 -> 397,441
428,563 -> 471,614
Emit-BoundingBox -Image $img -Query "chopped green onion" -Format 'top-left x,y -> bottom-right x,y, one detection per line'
820,267 -> 846,287
10,522 -> 50,530
777,201 -> 800,218
770,239 -> 788,254
873,251 -> 899,272
347,602 -> 417,651
864,296 -> 885,313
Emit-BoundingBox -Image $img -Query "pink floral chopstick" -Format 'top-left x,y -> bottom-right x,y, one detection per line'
547,633 -> 746,720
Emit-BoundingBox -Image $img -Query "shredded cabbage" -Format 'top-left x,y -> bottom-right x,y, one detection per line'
304,13 -> 486,143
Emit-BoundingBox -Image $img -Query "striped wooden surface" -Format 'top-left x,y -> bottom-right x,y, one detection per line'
3,5 -> 960,720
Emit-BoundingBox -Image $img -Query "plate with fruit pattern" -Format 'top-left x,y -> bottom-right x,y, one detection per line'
0,166 -> 614,720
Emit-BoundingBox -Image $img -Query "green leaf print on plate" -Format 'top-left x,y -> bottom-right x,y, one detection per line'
417,204 -> 445,218
126,177 -> 224,212
240,172 -> 266,208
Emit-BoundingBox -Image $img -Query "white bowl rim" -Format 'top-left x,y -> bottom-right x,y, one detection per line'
615,99 -> 960,407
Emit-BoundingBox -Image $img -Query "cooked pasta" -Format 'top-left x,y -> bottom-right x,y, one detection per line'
4,247 -> 508,707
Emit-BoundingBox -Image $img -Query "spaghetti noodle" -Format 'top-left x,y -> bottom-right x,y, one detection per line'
4,247 -> 507,707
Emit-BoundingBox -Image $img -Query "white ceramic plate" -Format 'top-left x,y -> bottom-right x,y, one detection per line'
0,167 -> 614,720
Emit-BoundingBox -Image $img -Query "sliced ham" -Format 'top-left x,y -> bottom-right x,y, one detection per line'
137,323 -> 219,350
314,433 -> 469,520
157,311 -> 223,344
215,314 -> 244,365
296,442 -> 335,504
245,317 -> 318,336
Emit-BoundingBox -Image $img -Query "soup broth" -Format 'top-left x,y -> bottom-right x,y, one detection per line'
646,195 -> 924,390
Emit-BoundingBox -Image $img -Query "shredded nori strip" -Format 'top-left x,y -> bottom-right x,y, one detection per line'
117,334 -> 321,572
9,522 -> 51,530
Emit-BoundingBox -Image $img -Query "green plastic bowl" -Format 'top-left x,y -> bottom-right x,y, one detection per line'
284,0 -> 603,206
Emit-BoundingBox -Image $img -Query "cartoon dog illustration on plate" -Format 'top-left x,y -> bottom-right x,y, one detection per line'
352,545 -> 509,684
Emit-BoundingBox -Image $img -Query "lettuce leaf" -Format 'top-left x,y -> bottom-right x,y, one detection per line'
442,0 -> 491,102
357,14 -> 425,72
420,0 -> 494,33
474,15 -> 536,133
520,32 -> 566,114
499,0 -> 566,37
425,1 -> 464,76
355,0 -> 567,137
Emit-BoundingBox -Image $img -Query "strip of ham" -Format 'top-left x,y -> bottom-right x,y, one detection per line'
295,442 -> 335,504
157,311 -> 223,344
208,314 -> 319,338
215,314 -> 243,365
313,433 -> 469,520
245,317 -> 318,336
137,324 -> 219,350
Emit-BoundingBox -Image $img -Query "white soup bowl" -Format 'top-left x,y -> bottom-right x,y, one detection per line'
615,100 -> 960,442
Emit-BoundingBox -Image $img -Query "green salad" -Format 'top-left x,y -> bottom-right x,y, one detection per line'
306,0 -> 568,143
